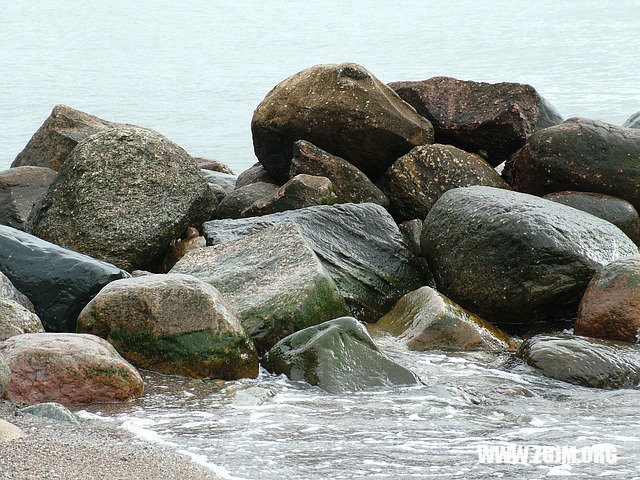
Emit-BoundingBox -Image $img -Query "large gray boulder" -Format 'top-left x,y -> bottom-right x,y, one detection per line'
421,186 -> 639,325
26,128 -> 216,272
0,166 -> 57,230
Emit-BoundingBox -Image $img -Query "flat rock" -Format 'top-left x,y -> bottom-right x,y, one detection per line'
20,402 -> 80,424
622,111 -> 640,129
0,299 -> 44,341
235,162 -> 278,189
214,182 -> 279,219
0,166 -> 57,230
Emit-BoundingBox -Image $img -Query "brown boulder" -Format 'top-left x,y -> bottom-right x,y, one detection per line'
0,167 -> 57,230
193,157 -> 234,175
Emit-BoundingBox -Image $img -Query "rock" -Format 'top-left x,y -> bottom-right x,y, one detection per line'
11,104 -> 120,171
25,127 -> 216,272
193,157 -> 234,175
0,333 -> 144,404
389,76 -> 562,166
203,203 -> 431,322
77,273 -> 259,379
289,140 -> 389,207
373,287 -> 517,351
171,223 -> 348,355
0,353 -> 9,398
0,271 -> 34,312
420,186 -> 639,325
159,227 -> 206,272
214,182 -> 279,219
622,111 -> 640,129
504,118 -> 640,210
398,219 -> 423,255
0,225 -> 129,332
200,169 -> 237,204
242,174 -> 336,217
575,257 -> 640,343
226,385 -> 277,406
517,333 -> 640,389
0,166 -> 57,230
0,419 -> 24,443
377,144 -> 510,221
544,191 -> 640,245
252,63 -> 434,182
235,163 -> 278,189
263,317 -> 418,393
0,299 -> 44,341
20,402 -> 80,424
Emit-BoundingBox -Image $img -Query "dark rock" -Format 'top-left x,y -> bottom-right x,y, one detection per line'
171,223 -> 348,355
20,402 -> 79,425
0,225 -> 129,332
389,76 -> 562,166
517,333 -> 640,389
505,118 -> 640,210
377,144 -> 509,221
235,163 -> 278,189
200,169 -> 237,204
252,63 -> 434,182
26,128 -> 216,272
0,353 -> 8,399
398,219 -> 423,255
158,227 -> 206,273
544,191 -> 640,245
0,167 -> 57,230
263,317 -> 418,393
203,203 -> 431,322
214,182 -> 279,219
242,174 -> 336,217
0,271 -> 34,312
289,140 -> 389,207
193,157 -> 234,174
420,186 -> 638,325
622,111 -> 640,129
0,299 -> 44,341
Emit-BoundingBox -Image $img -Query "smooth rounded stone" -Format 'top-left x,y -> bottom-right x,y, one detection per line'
517,333 -> 640,389
398,219 -> 423,255
289,140 -> 389,207
226,384 -> 277,406
20,402 -> 79,425
193,157 -> 234,175
263,317 -> 418,393
242,174 -> 336,217
389,76 -> 562,166
0,299 -> 44,341
377,144 -> 510,221
77,273 -> 259,379
11,104 -> 120,171
200,169 -> 237,204
0,418 -> 24,443
0,226 -> 129,332
0,166 -> 57,230
159,227 -> 206,272
203,203 -> 431,322
0,353 -> 9,398
0,270 -> 34,312
421,186 -> 639,325
622,111 -> 640,129
25,128 -> 216,272
214,182 -> 279,219
252,62 -> 434,182
373,287 -> 517,352
575,257 -> 640,343
544,191 -> 640,245
172,223 -> 348,355
235,162 -> 278,189
504,118 -> 640,210
0,333 -> 144,404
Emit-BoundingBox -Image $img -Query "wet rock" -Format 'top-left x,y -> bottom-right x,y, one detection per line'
398,219 -> 423,255
77,273 -> 258,379
517,333 -> 640,389
200,169 -> 237,204
377,144 -> 509,221
0,333 -> 144,404
0,353 -> 9,398
0,166 -> 57,230
389,76 -> 562,166
622,111 -> 640,129
0,419 -> 23,443
505,118 -> 640,210
252,62 -> 434,182
289,140 -> 389,207
242,174 -> 336,217
544,191 -> 640,245
193,157 -> 234,175
0,299 -> 44,341
226,384 -> 277,406
575,257 -> 640,343
203,203 -> 431,322
235,162 -> 278,189
421,186 -> 639,325
373,287 -> 517,351
171,223 -> 348,355
214,182 -> 279,219
263,317 -> 418,393
25,127 -> 216,272
0,225 -> 129,332
0,271 -> 34,313
20,402 -> 79,425
159,227 -> 206,272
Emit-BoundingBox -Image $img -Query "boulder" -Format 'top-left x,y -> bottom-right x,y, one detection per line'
504,118 -> 640,210
517,333 -> 640,389
398,219 -> 423,255
20,402 -> 79,425
0,226 -> 129,332
0,353 -> 9,398
25,127 -> 216,272
289,140 -> 389,207
389,76 -> 562,166
171,223 -> 348,354
214,182 -> 279,219
373,287 -> 517,351
200,169 -> 237,204
235,162 -> 278,189
0,333 -> 144,404
622,111 -> 640,129
159,227 -> 206,272
0,419 -> 23,443
0,166 -> 57,230
544,191 -> 640,245
0,299 -> 44,341
77,273 -> 259,379
242,174 -> 336,217
193,157 -> 234,175
575,257 -> 640,343
263,317 -> 418,393
421,186 -> 639,325
0,271 -> 34,312
377,144 -> 510,221
203,203 -> 431,322
252,63 -> 434,182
